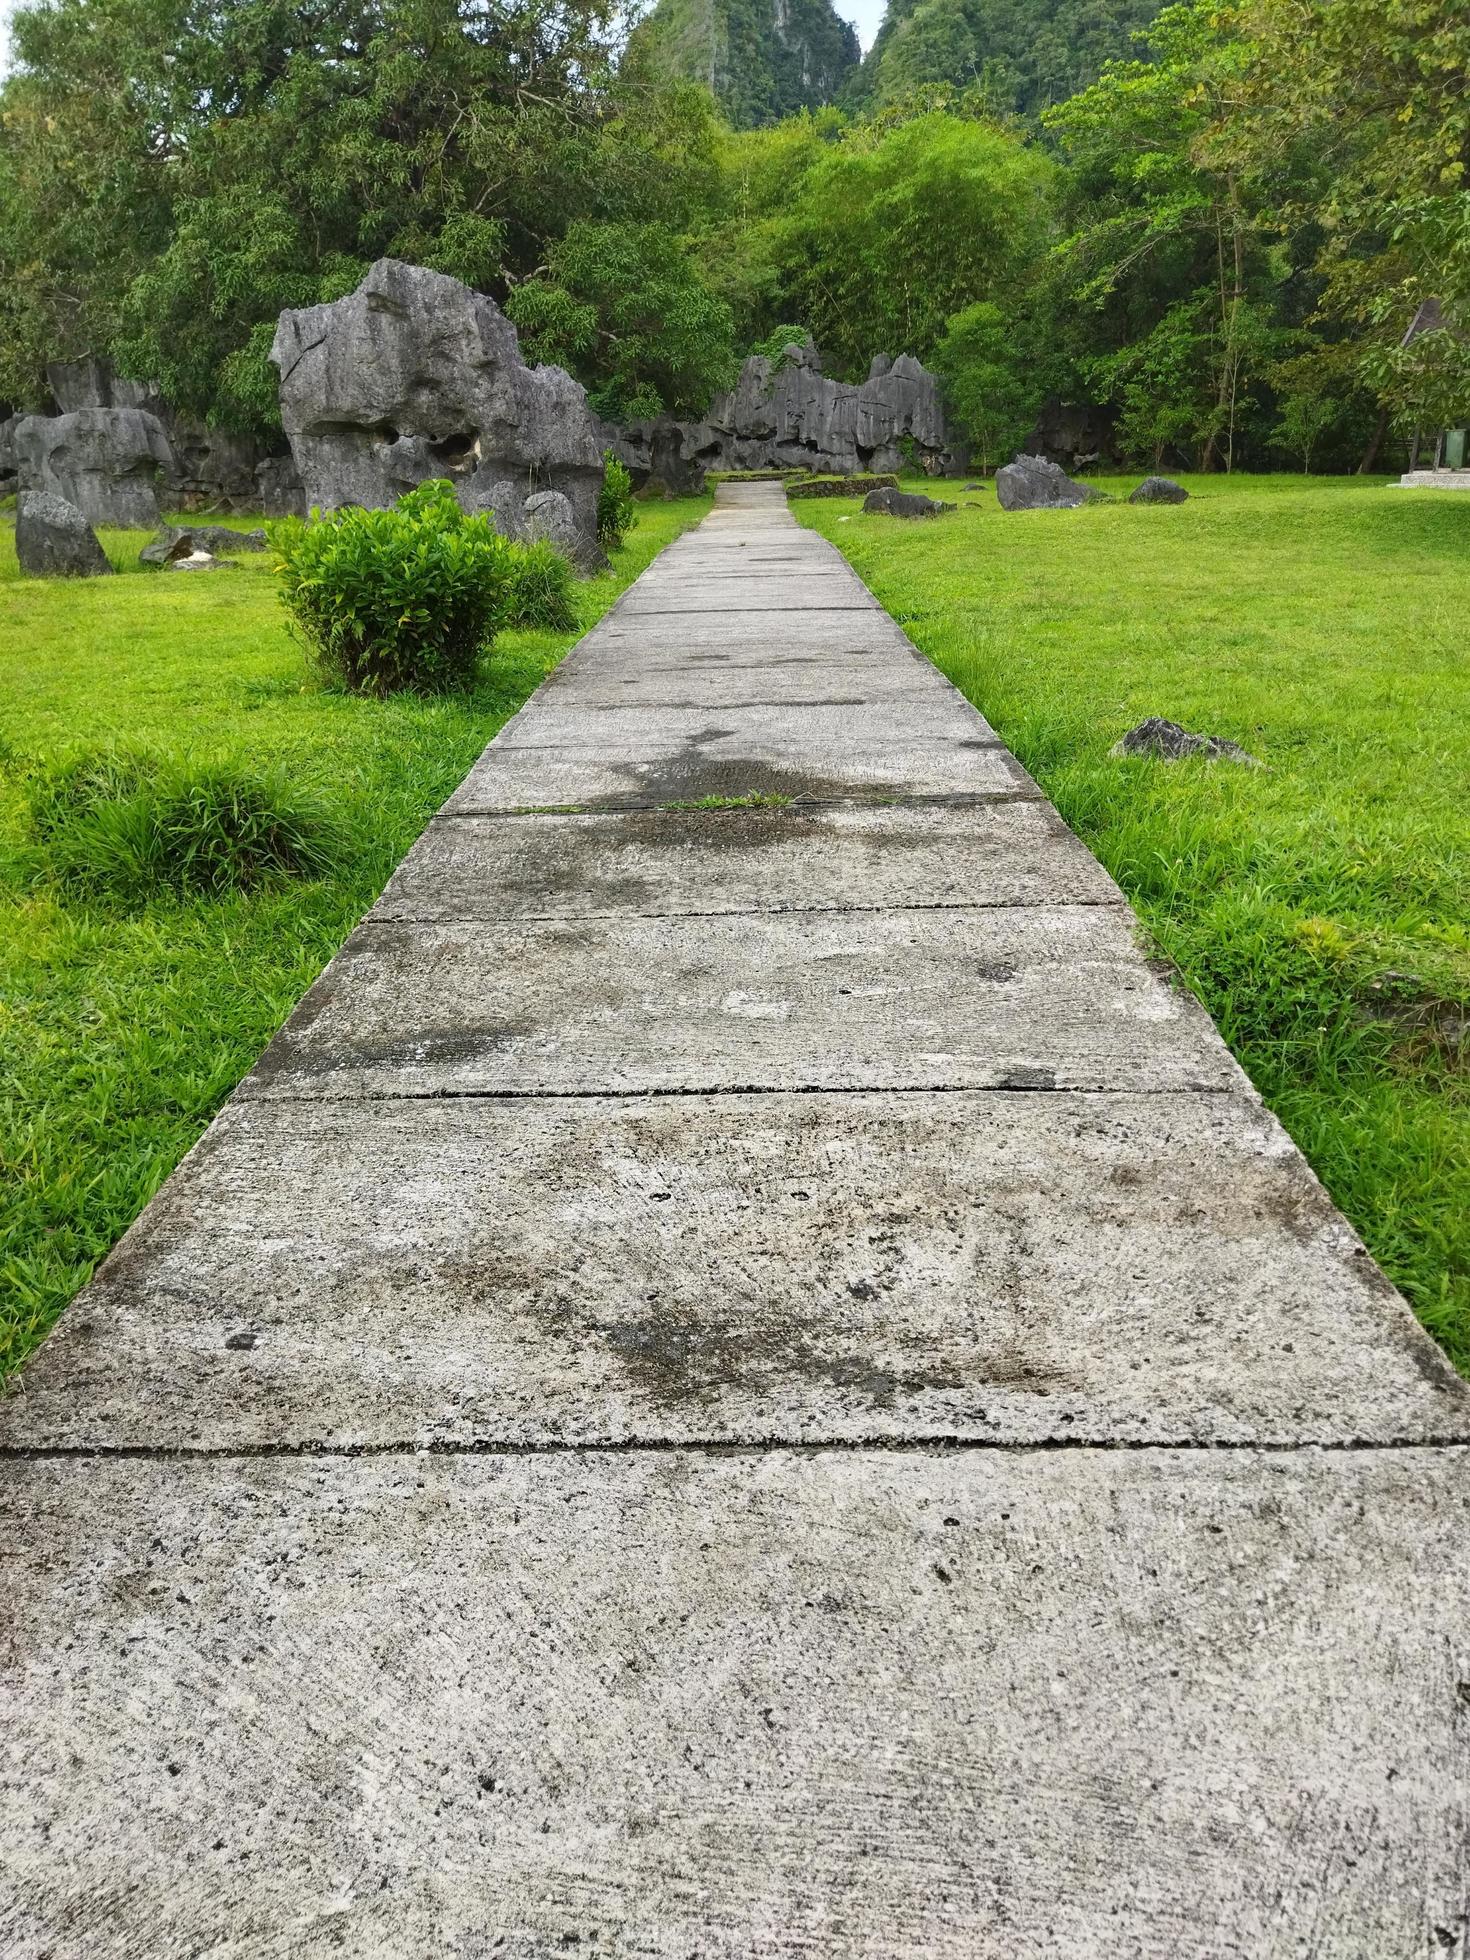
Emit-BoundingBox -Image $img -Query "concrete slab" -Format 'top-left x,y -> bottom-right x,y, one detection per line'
4,1448 -> 1467,1958
443,708 -> 1029,811
7,1091 -> 1463,1452
374,804 -> 1122,920
618,578 -> 879,614
535,653 -> 953,708
488,698 -> 1002,755
239,907 -> 1245,1101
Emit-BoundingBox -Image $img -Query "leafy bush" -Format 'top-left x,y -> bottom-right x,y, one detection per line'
272,479 -> 512,695
597,452 -> 636,551
27,747 -> 344,901
500,538 -> 578,631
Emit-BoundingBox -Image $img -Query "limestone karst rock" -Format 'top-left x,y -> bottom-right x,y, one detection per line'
12,409 -> 177,528
271,259 -> 606,569
15,491 -> 115,577
995,453 -> 1093,511
606,343 -> 961,488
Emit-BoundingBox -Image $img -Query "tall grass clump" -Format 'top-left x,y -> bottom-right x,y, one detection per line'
27,747 -> 345,901
272,478 -> 512,694
500,537 -> 578,630
598,452 -> 635,550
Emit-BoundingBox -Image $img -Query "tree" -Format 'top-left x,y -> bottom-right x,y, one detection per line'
508,222 -> 736,418
933,301 -> 1041,470
1214,0 -> 1470,436
0,0 -> 728,429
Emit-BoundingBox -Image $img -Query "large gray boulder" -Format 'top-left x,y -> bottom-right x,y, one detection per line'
15,492 -> 114,577
995,453 -> 1092,512
605,341 -> 963,486
0,416 -> 17,496
271,259 -> 606,567
140,523 -> 267,566
12,408 -> 177,527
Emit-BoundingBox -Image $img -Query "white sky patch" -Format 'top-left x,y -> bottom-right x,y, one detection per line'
837,0 -> 886,53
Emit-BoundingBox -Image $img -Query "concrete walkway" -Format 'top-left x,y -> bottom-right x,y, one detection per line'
3,482 -> 1468,1956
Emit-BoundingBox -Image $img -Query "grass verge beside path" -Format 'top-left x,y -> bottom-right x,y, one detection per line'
801,474 -> 1470,1372
0,498 -> 707,1379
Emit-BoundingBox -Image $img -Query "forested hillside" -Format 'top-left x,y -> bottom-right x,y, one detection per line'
1,0 -> 1464,475
628,0 -> 859,127
854,0 -> 1164,118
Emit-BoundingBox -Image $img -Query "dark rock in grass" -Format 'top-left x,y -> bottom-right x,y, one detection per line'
1112,717 -> 1260,766
15,492 -> 114,577
12,407 -> 177,528
140,523 -> 267,567
963,481 -> 984,491
1130,476 -> 1189,505
995,453 -> 1093,512
271,258 -> 605,570
862,486 -> 955,519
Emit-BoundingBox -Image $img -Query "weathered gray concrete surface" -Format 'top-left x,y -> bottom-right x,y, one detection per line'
4,481 -> 1468,1956
373,804 -> 1121,918
7,1092 -> 1463,1452
4,1450 -> 1468,1959
239,906 -> 1244,1100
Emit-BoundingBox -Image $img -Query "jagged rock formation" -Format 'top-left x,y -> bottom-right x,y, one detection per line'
12,409 -> 177,528
607,344 -> 961,489
863,486 -> 955,517
995,453 -> 1093,510
630,0 -> 858,127
271,259 -> 606,570
14,361 -> 303,516
15,492 -> 115,576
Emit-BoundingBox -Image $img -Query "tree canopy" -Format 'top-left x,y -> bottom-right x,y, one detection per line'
0,0 -> 1464,468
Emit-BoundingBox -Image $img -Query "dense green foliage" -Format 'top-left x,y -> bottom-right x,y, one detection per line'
598,454 -> 637,550
801,475 -> 1470,1370
0,0 -> 1464,462
273,481 -> 514,695
25,748 -> 344,900
854,0 -> 1161,119
628,0 -> 858,128
0,496 -> 707,1379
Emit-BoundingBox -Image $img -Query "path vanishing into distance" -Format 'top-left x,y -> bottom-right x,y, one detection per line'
4,481 -> 1469,1956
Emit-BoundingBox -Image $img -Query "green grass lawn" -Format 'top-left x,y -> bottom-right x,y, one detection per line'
800,473 -> 1470,1371
0,497 -> 707,1379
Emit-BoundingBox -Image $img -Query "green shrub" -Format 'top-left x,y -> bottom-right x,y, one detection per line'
271,478 -> 512,695
598,452 -> 635,551
500,538 -> 578,631
27,747 -> 344,901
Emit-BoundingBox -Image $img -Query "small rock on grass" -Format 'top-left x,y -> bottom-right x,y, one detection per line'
1129,477 -> 1189,505
862,487 -> 955,518
1111,717 -> 1261,766
140,524 -> 267,567
15,492 -> 113,577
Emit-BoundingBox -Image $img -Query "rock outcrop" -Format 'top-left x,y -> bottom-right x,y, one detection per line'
140,523 -> 267,566
1129,476 -> 1189,505
12,409 -> 177,528
1111,717 -> 1260,766
862,486 -> 954,518
607,344 -> 961,489
271,259 -> 606,569
35,361 -> 297,515
1023,397 -> 1120,474
15,492 -> 115,576
995,453 -> 1093,511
